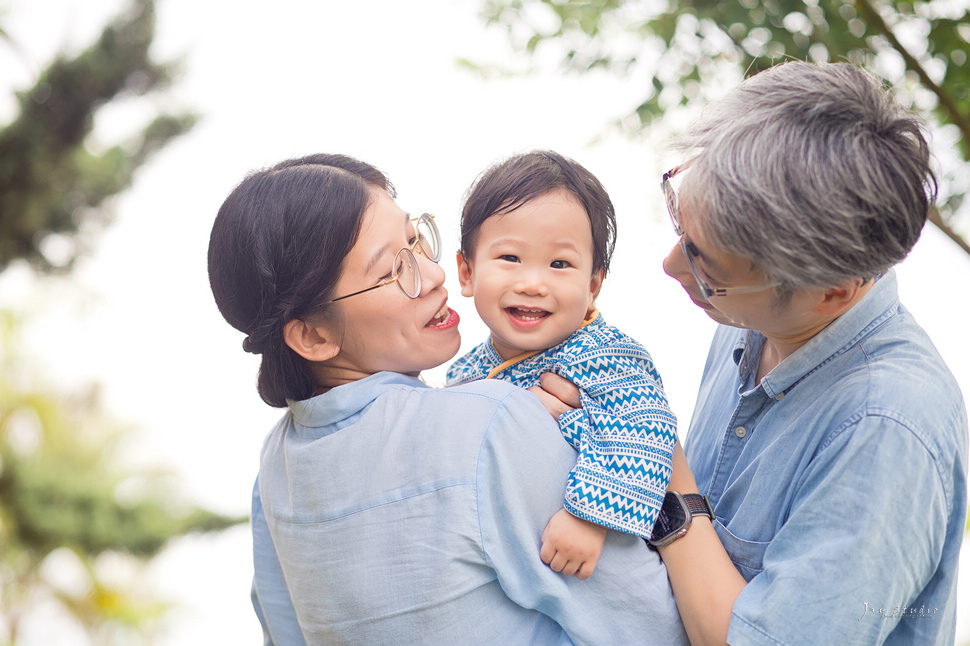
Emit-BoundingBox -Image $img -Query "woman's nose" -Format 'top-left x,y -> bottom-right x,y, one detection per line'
417,252 -> 446,295
663,241 -> 692,286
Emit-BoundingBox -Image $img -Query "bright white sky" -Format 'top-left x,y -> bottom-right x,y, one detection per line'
2,0 -> 969,643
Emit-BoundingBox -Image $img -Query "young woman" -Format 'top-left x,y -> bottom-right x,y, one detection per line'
207,154 -> 686,645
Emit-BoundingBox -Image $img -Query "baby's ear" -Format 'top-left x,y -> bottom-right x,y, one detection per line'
457,251 -> 474,297
589,269 -> 605,301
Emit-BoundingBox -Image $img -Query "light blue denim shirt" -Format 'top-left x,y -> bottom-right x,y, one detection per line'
251,371 -> 687,645
685,270 -> 968,645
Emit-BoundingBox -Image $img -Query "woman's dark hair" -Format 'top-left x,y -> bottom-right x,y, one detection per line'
460,150 -> 617,275
207,153 -> 393,407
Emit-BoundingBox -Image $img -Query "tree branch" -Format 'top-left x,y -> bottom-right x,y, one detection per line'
854,1 -> 970,254
928,206 -> 970,255
854,0 -> 970,142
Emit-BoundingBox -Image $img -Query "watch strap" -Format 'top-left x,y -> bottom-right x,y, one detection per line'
682,493 -> 715,520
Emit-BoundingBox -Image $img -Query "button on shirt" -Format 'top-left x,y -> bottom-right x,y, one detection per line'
685,270 -> 969,645
251,372 -> 687,645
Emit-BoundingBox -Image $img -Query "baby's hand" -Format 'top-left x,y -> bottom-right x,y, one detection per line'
540,508 -> 608,580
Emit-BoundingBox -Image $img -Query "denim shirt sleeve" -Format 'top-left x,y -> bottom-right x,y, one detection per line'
729,413 -> 952,645
251,478 -> 306,646
474,387 -> 687,646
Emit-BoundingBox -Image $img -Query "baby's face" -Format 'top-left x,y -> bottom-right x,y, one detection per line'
458,189 -> 603,361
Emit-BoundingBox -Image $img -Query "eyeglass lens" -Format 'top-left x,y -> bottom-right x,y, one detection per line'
664,168 -> 713,299
679,239 -> 713,300
662,166 -> 688,238
663,170 -> 778,300
664,179 -> 682,236
394,247 -> 421,298
414,214 -> 441,262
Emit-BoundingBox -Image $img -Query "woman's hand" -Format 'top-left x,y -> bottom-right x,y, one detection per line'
528,372 -> 581,419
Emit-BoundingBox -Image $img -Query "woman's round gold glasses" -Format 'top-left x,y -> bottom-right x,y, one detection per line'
322,213 -> 441,304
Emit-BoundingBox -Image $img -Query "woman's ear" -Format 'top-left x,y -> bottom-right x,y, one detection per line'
283,319 -> 341,362
457,251 -> 475,298
814,277 -> 867,317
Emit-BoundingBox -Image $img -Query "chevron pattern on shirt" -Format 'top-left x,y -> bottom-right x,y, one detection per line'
446,314 -> 677,538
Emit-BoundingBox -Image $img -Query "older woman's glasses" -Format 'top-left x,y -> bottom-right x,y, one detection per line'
662,166 -> 778,300
323,213 -> 441,304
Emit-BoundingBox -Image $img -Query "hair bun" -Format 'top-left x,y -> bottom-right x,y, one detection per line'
242,335 -> 263,354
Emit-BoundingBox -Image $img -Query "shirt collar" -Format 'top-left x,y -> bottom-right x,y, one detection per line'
287,371 -> 426,428
486,310 -> 605,376
735,269 -> 900,397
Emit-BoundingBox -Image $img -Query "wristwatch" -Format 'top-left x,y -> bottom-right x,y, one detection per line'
647,491 -> 715,548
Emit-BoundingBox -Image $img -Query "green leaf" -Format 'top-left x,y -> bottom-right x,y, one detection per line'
473,0 -> 970,255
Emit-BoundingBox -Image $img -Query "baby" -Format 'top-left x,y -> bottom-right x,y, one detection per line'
447,150 -> 677,578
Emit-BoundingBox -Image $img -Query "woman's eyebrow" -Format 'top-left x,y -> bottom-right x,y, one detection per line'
363,212 -> 410,275
363,244 -> 391,276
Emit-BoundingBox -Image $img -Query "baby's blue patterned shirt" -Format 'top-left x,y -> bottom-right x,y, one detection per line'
447,312 -> 677,538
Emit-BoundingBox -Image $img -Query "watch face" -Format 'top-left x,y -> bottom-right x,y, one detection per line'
649,491 -> 690,546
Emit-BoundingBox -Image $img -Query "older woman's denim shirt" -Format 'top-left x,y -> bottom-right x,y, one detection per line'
251,372 -> 687,645
685,270 -> 968,645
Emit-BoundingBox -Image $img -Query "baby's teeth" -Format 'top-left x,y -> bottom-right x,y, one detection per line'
514,308 -> 544,321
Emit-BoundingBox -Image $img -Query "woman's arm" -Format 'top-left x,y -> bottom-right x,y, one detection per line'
251,479 -> 307,646
656,443 -> 746,646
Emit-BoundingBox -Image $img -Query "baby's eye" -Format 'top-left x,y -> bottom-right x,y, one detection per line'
499,254 -> 520,263
550,260 -> 570,269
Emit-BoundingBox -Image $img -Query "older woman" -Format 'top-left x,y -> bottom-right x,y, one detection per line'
654,62 -> 967,644
207,154 -> 686,645
538,59 -> 967,646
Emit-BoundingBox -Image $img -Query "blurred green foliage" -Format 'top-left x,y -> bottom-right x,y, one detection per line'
0,1 -> 245,643
476,0 -> 970,254
0,0 -> 198,274
0,312 -> 246,644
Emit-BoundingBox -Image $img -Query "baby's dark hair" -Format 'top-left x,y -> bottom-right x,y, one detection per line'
460,150 -> 616,275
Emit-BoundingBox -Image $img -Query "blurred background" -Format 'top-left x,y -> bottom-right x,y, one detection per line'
1,0 -> 968,643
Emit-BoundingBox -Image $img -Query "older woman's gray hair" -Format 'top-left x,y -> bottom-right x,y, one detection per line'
673,61 -> 938,297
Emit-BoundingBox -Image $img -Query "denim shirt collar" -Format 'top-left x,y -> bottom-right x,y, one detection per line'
734,269 -> 900,398
287,371 -> 426,428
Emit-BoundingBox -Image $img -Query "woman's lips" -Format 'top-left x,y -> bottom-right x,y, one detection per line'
426,306 -> 459,330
